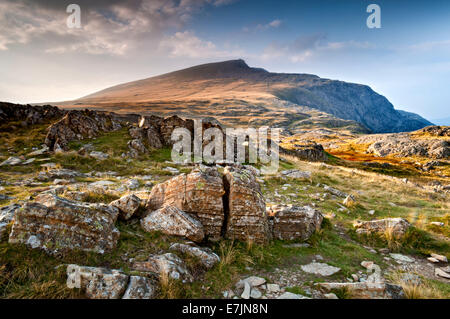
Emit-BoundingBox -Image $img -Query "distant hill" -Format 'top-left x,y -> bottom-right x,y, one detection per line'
57,59 -> 432,133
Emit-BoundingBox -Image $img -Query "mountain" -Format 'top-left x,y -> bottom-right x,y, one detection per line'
58,59 -> 432,133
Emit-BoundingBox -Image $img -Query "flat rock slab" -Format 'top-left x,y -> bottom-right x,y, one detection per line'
301,262 -> 341,277
389,253 -> 415,263
277,292 -> 310,299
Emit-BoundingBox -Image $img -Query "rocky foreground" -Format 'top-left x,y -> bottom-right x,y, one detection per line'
0,103 -> 449,299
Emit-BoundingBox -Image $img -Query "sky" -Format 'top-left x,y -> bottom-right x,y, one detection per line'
0,0 -> 449,121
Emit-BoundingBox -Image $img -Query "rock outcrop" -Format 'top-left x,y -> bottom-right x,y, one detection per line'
267,205 -> 323,241
281,143 -> 328,162
223,165 -> 269,244
45,109 -> 122,151
0,102 -> 64,126
9,194 -> 120,254
353,218 -> 411,238
141,205 -> 205,243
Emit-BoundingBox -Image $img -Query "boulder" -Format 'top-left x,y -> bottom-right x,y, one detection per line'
128,139 -> 148,155
223,165 -> 269,244
281,143 -> 327,162
277,292 -> 310,299
89,151 -> 109,160
267,205 -> 323,241
141,205 -> 205,242
9,194 -> 120,254
0,102 -> 64,126
169,242 -> 220,269
160,115 -> 194,146
66,264 -> 128,299
301,262 -> 341,277
353,218 -> 411,238
110,194 -> 141,220
146,167 -> 225,240
122,276 -> 157,299
132,253 -> 193,283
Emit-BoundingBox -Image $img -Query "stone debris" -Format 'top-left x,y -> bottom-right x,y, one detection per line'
89,151 -> 109,160
435,268 -> 450,280
323,185 -> 348,198
141,205 -> 205,243
430,253 -> 448,263
277,292 -> 310,299
319,282 -> 404,299
169,242 -> 220,269
389,253 -> 415,263
9,193 -> 120,254
0,157 -> 22,166
110,194 -> 141,220
0,204 -> 21,237
300,262 -> 341,277
353,218 -> 411,238
268,204 -> 323,241
280,169 -> 312,179
343,195 -> 356,207
132,253 -> 193,283
224,165 -> 269,244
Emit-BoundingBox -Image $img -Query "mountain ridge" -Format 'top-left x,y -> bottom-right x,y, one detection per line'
60,59 -> 433,133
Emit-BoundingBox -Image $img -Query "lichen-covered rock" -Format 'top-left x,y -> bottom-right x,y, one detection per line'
45,109 -> 121,151
128,139 -> 148,155
66,264 -> 128,299
280,169 -> 311,179
132,253 -> 193,283
223,165 -> 269,244
0,204 -> 21,237
122,276 -> 157,299
9,194 -> 120,254
169,242 -> 220,269
110,194 -> 141,220
353,218 -> 411,238
141,205 -> 205,242
146,166 -> 225,240
268,205 -> 323,241
37,169 -> 86,181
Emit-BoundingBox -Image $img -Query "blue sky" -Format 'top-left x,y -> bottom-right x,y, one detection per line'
0,0 -> 449,121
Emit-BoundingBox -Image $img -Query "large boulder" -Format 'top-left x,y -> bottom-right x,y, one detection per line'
267,205 -> 323,241
141,205 -> 205,242
160,115 -> 194,146
223,165 -> 269,244
146,166 -> 225,240
9,194 -> 120,254
353,218 -> 411,238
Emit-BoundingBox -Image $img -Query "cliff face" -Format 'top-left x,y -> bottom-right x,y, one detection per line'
67,59 -> 433,133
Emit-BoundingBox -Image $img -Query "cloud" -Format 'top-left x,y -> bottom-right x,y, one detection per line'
243,19 -> 283,32
0,0 -> 237,55
408,40 -> 450,51
159,30 -> 244,59
261,34 -> 374,63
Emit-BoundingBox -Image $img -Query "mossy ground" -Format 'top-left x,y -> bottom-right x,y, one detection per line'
0,126 -> 449,299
